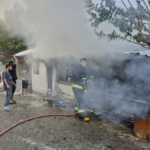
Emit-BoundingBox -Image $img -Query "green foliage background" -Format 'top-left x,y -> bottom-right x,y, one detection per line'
0,19 -> 27,64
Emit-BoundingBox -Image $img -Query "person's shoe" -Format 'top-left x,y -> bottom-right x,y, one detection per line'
9,99 -> 16,104
12,99 -> 16,103
4,106 -> 10,111
8,106 -> 12,109
80,117 -> 90,122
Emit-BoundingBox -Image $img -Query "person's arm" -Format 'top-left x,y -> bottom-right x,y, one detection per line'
0,74 -> 1,83
13,55 -> 18,66
3,78 -> 10,89
12,82 -> 17,87
11,56 -> 14,61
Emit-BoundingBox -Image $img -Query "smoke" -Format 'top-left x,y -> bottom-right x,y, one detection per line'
2,0 -> 150,119
84,54 -> 150,118
0,0 -> 25,19
3,0 -> 144,59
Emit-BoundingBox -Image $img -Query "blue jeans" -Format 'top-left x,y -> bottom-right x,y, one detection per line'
4,88 -> 12,107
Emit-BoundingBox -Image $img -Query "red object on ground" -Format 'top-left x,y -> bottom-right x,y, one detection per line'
0,113 -> 77,136
134,117 -> 150,140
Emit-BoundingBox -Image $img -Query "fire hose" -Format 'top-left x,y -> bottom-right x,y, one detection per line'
0,53 -> 12,58
0,53 -> 78,136
0,112 -> 77,136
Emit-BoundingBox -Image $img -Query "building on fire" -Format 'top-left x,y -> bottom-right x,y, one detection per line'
16,49 -> 75,97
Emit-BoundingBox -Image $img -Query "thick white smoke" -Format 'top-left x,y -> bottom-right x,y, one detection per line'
2,0 -> 145,60
1,0 -> 149,118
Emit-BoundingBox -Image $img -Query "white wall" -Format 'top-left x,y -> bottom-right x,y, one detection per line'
58,83 -> 74,96
32,62 -> 48,94
51,65 -> 57,96
31,62 -> 74,97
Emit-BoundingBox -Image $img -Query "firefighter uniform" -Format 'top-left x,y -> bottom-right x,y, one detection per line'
72,65 -> 90,121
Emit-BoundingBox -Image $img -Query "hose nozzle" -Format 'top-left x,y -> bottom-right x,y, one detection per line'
11,54 -> 16,57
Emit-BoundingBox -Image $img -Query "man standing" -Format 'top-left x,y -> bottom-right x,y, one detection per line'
21,67 -> 29,97
72,58 -> 90,122
2,64 -> 17,110
9,55 -> 18,104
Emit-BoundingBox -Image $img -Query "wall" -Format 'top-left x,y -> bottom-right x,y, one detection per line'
57,84 -> 74,96
51,65 -> 57,96
31,61 -> 74,97
32,62 -> 48,94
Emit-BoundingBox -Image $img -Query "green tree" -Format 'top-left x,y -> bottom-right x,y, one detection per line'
85,0 -> 150,48
0,3 -> 27,64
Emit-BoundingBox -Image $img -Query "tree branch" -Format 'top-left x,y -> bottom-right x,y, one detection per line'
140,15 -> 150,22
143,0 -> 150,15
121,0 -> 149,44
128,0 -> 150,34
116,34 -> 147,48
112,18 -> 150,40
116,5 -> 150,22
135,0 -> 150,15
143,34 -> 150,39
112,17 -> 138,30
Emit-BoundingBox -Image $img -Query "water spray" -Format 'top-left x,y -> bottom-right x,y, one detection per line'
0,49 -> 33,58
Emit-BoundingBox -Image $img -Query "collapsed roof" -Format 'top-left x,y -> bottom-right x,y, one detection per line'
118,50 -> 150,57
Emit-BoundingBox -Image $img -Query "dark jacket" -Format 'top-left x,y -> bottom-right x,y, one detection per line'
72,65 -> 87,86
9,64 -> 17,81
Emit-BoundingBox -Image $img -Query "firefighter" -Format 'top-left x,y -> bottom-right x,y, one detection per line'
72,58 -> 90,122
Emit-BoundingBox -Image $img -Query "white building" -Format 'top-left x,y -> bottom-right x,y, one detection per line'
32,61 -> 74,97
16,50 -> 74,97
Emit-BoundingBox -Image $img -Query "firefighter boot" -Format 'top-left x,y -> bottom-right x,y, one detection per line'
80,117 -> 90,122
74,110 -> 79,117
74,106 -> 78,117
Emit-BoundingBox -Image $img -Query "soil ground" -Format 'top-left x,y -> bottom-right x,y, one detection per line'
0,91 -> 150,150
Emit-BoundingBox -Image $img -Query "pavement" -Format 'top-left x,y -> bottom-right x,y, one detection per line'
0,91 -> 150,150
